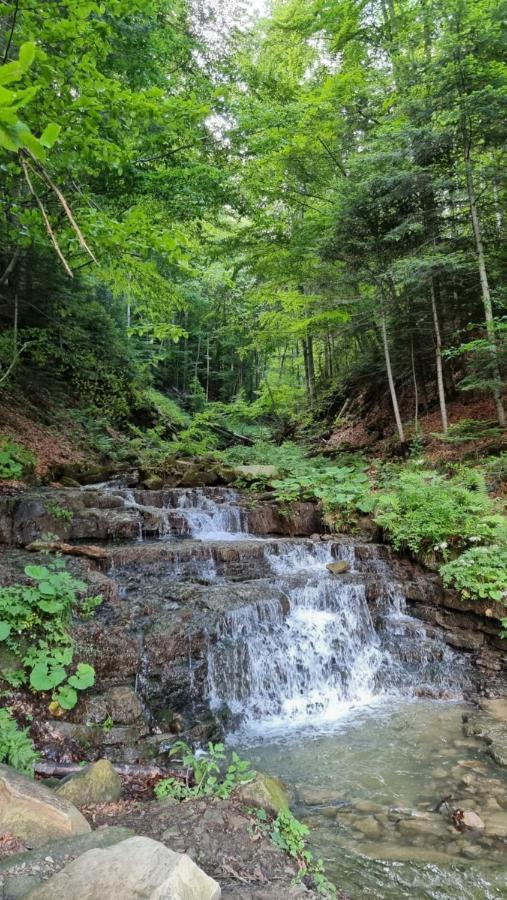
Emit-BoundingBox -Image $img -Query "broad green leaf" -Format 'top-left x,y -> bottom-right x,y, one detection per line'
53,685 -> 78,709
0,125 -> 20,151
40,122 -> 61,148
18,43 -> 36,70
38,581 -> 56,596
25,565 -> 50,580
0,61 -> 22,87
29,663 -> 54,692
68,663 -> 95,690
0,621 -> 11,641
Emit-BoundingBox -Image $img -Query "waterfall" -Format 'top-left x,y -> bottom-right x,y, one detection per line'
207,575 -> 385,732
207,567 -> 472,735
112,486 -> 247,540
173,488 -> 245,540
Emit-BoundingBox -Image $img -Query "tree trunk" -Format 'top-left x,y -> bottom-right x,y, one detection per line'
464,150 -> 506,427
429,279 -> 448,433
303,336 -> 316,405
380,308 -> 406,445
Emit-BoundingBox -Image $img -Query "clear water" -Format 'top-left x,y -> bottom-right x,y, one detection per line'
234,700 -> 507,900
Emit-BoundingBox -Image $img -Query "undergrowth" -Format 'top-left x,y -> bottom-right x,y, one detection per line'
0,559 -> 101,711
249,807 -> 336,897
0,708 -> 39,775
154,741 -> 255,801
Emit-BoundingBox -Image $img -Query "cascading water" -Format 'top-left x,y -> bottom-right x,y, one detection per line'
111,485 -> 248,540
207,576 -> 386,731
173,488 -> 245,540
207,550 -> 472,736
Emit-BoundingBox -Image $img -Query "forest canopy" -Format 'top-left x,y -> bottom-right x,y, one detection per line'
0,0 -> 506,443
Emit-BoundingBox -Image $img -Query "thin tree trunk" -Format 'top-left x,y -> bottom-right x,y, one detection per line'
380,308 -> 406,445
464,150 -> 506,427
429,279 -> 448,433
303,336 -> 316,405
205,337 -> 210,402
410,334 -> 419,431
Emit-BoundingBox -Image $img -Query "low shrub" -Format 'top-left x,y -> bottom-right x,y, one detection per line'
0,440 -> 36,480
0,559 -> 100,711
154,741 -> 255,801
374,468 -> 502,558
440,545 -> 507,604
0,708 -> 39,775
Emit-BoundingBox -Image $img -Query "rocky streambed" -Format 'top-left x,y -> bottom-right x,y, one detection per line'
0,478 -> 507,898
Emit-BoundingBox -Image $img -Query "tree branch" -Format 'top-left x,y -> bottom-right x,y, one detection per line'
20,157 -> 74,277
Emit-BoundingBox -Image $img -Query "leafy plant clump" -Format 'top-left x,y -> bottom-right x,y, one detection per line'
0,708 -> 39,775
249,807 -> 336,897
0,560 -> 100,710
46,502 -> 73,523
374,467 -> 503,558
441,545 -> 507,604
0,440 -> 36,480
154,741 -> 255,801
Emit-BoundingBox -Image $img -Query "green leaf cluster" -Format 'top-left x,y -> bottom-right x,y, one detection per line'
250,807 -> 336,897
440,546 -> 507,605
0,440 -> 36,480
0,707 -> 39,776
0,560 -> 100,709
154,741 -> 255,801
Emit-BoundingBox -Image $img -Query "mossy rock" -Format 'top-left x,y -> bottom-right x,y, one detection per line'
326,560 -> 350,575
235,773 -> 289,816
55,759 -> 122,805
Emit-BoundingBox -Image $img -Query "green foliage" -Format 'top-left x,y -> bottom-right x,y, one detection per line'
0,708 -> 39,776
154,741 -> 255,801
441,546 -> 507,604
437,420 -> 503,444
0,42 -> 60,159
143,389 -> 190,429
0,440 -> 36,480
272,462 -> 373,529
374,467 -> 503,558
218,440 -> 307,471
249,807 -> 336,897
0,560 -> 100,710
46,503 -> 73,523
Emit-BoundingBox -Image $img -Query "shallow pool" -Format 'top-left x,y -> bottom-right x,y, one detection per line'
233,700 -> 507,899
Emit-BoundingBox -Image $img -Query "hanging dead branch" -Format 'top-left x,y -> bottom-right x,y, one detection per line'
19,150 -> 98,277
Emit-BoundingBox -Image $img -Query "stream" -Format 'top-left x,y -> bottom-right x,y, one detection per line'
164,487 -> 507,900
2,482 -> 507,897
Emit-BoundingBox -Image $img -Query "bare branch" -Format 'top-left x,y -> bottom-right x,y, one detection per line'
26,154 -> 98,264
20,156 -> 74,277
0,246 -> 20,286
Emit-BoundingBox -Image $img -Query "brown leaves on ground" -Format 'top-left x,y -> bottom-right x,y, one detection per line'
326,393 -> 506,463
0,832 -> 27,860
0,396 -> 85,480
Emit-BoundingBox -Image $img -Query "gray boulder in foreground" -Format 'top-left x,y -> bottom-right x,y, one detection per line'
24,835 -> 221,899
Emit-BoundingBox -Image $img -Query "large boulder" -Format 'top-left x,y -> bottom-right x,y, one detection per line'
235,773 -> 289,816
0,764 -> 90,848
55,759 -> 122,805
24,835 -> 221,899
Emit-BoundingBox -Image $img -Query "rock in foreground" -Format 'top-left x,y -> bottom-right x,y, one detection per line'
24,835 -> 221,899
0,764 -> 90,849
